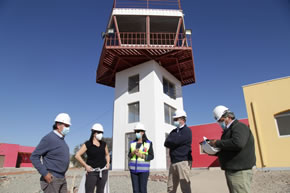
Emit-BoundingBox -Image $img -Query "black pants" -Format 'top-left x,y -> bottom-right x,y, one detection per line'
85,170 -> 108,193
130,172 -> 149,193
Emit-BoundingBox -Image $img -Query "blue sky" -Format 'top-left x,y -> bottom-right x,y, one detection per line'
0,0 -> 289,152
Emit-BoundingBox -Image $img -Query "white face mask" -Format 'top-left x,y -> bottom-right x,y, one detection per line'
61,127 -> 70,136
96,133 -> 103,141
173,121 -> 180,127
136,132 -> 142,139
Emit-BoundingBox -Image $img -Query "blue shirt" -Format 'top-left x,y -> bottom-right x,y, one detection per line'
30,131 -> 70,178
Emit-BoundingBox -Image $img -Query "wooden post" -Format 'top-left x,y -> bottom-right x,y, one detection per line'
146,16 -> 150,46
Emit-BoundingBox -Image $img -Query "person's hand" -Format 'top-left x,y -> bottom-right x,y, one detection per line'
188,161 -> 192,168
135,152 -> 141,157
44,173 -> 53,183
209,140 -> 217,147
106,163 -> 110,169
131,149 -> 138,156
136,152 -> 145,159
85,165 -> 93,173
134,149 -> 139,155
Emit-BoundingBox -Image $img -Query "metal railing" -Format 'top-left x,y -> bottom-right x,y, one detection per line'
113,0 -> 181,10
105,32 -> 192,48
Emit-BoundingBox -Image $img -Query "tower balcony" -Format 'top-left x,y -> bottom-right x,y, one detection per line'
113,0 -> 182,10
97,31 -> 195,87
96,0 -> 195,87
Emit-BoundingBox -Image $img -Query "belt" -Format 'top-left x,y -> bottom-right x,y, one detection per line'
91,166 -> 107,178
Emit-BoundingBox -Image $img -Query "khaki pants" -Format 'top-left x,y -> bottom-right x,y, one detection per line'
167,161 -> 191,193
225,169 -> 253,193
40,176 -> 67,193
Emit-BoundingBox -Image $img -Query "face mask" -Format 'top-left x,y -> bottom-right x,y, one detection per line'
61,127 -> 70,136
136,132 -> 142,139
173,121 -> 180,127
96,133 -> 103,141
219,122 -> 226,130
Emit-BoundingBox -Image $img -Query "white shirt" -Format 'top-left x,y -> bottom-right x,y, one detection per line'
177,124 -> 185,133
53,130 -> 63,138
226,119 -> 235,129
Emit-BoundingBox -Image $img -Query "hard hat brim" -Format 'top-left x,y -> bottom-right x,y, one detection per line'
134,129 -> 146,131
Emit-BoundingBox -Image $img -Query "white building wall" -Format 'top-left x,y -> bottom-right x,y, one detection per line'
112,60 -> 183,171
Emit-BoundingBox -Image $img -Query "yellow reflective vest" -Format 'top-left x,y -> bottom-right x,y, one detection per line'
129,140 -> 151,173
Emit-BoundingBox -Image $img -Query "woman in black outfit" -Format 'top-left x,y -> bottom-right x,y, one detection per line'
75,123 -> 110,193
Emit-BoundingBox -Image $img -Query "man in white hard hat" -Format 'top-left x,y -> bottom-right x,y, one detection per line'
164,109 -> 192,193
209,105 -> 256,193
31,113 -> 71,193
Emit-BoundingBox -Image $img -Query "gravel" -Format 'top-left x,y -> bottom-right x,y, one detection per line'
1,168 -> 290,193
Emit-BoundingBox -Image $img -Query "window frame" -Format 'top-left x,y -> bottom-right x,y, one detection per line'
128,102 -> 140,123
164,103 -> 176,126
274,110 -> 290,137
163,78 -> 176,99
128,74 -> 140,94
199,144 -> 206,155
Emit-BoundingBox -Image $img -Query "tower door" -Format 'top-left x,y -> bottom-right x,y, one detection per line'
125,132 -> 136,170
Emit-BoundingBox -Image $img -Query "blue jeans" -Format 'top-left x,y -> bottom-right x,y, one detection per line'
130,172 -> 150,193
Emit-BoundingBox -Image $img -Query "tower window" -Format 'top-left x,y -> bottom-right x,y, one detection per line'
164,103 -> 176,125
128,74 -> 139,94
128,102 -> 140,123
163,78 -> 176,99
275,110 -> 290,136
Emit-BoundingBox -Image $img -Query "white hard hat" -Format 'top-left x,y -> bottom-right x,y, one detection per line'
213,105 -> 229,121
134,123 -> 146,131
173,109 -> 187,119
55,113 -> 71,125
201,137 -> 220,155
92,123 -> 104,132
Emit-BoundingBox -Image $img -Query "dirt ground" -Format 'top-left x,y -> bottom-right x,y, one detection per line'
0,168 -> 290,193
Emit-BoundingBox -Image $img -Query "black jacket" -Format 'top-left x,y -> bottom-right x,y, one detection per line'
164,125 -> 192,164
216,120 -> 256,171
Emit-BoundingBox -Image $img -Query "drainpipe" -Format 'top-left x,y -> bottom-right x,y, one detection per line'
250,102 -> 267,167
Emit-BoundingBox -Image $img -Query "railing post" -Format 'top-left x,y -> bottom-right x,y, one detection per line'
113,16 -> 122,46
174,18 -> 182,47
146,16 -> 150,46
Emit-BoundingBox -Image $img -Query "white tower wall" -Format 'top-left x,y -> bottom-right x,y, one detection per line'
111,60 -> 183,171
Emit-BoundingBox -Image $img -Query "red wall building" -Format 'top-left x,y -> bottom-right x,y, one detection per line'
0,143 -> 35,168
190,119 -> 249,168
